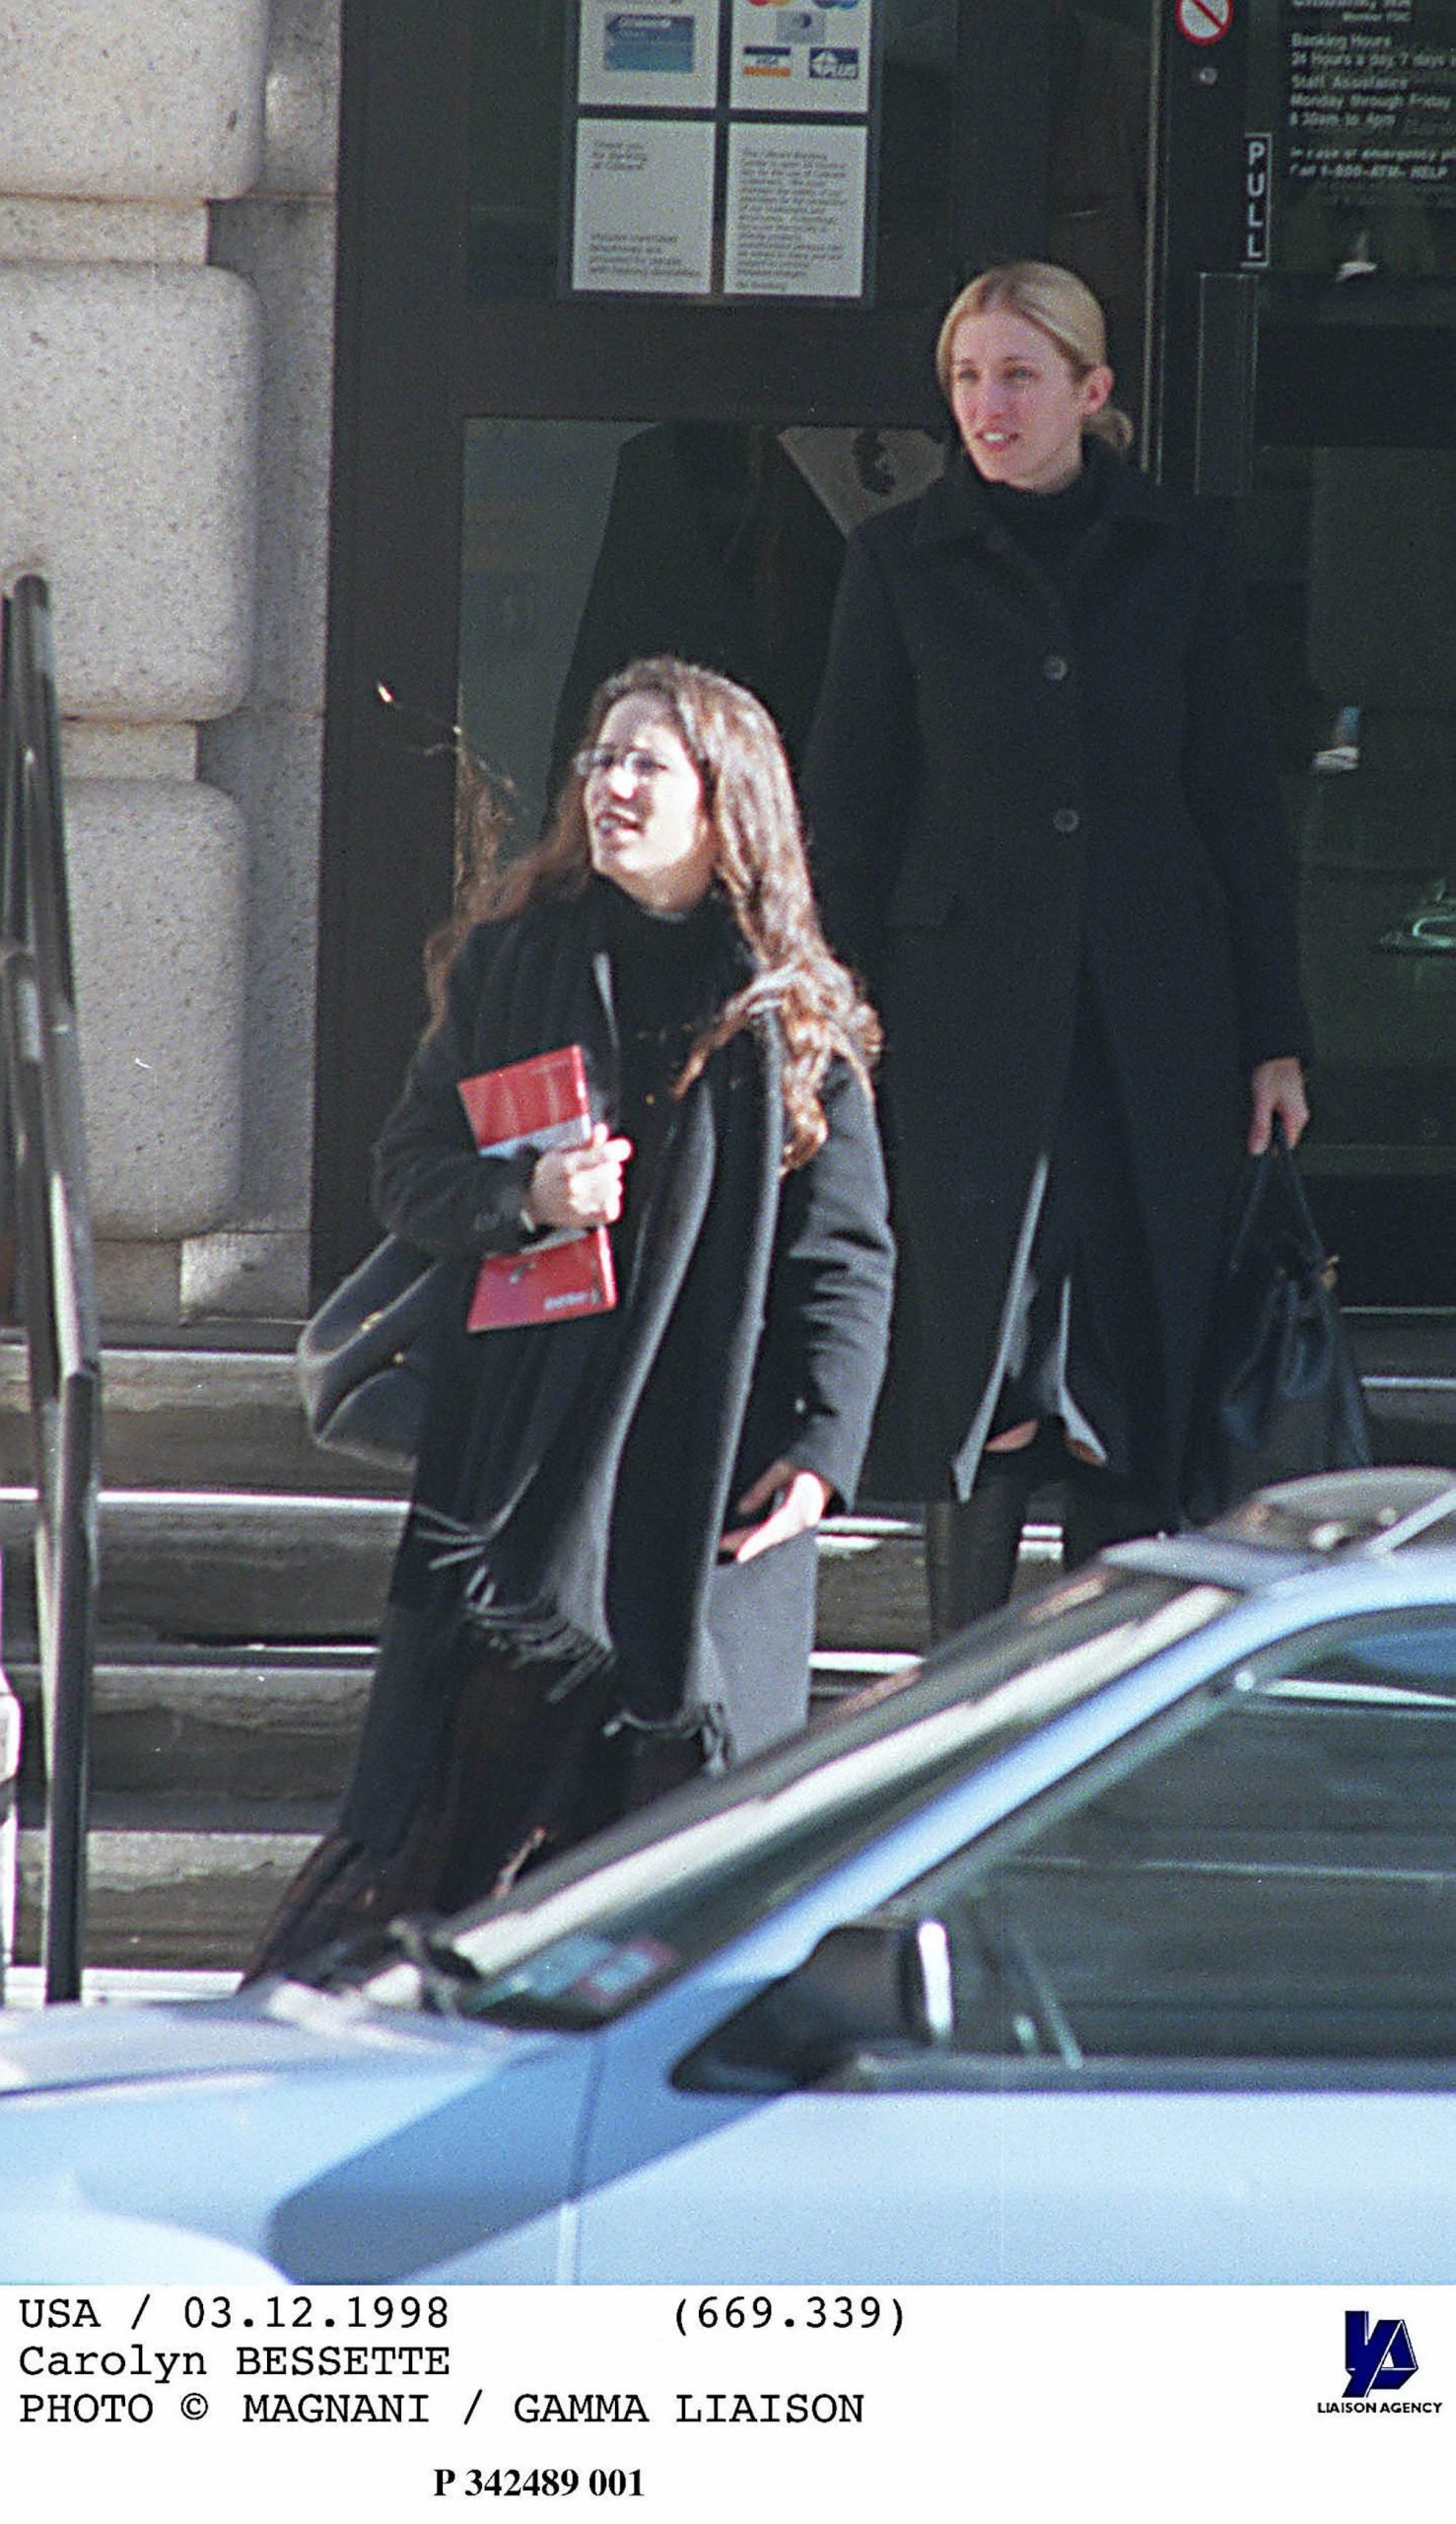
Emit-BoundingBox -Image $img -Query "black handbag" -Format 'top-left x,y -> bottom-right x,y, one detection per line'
295,1235 -> 445,1471
1184,1122 -> 1372,1523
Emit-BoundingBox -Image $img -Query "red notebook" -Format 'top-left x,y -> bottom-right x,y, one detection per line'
457,1045 -> 618,1333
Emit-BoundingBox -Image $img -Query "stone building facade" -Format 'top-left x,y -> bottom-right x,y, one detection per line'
0,0 -> 340,1323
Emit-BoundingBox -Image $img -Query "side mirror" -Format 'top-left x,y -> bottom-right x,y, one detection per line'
675,1915 -> 955,2094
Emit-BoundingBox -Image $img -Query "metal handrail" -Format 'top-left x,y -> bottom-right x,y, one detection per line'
0,575 -> 102,2002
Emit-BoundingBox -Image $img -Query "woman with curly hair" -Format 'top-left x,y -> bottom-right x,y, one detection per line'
248,658 -> 893,1974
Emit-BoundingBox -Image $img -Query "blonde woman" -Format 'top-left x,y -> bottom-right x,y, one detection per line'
803,262 -> 1311,1630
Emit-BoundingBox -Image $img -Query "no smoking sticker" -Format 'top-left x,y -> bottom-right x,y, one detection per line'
1175,0 -> 1231,41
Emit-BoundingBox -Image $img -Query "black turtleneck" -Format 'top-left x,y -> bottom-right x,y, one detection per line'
601,877 -> 741,1253
976,438 -> 1108,593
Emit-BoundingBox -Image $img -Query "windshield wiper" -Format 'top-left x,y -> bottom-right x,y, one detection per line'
295,1915 -> 485,2015
379,1918 -> 485,2015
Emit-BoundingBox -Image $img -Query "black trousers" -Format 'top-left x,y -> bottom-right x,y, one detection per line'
924,1429 -> 1161,1642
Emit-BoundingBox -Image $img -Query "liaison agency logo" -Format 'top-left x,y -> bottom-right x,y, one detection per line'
1316,2312 -> 1442,2418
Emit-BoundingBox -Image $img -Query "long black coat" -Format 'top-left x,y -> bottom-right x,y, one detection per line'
801,442 -> 1313,1514
340,879 -> 894,1853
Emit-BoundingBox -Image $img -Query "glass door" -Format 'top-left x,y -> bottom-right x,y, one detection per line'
1249,0 -> 1456,1301
1149,0 -> 1456,1303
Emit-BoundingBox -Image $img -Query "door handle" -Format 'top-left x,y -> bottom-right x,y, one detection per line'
1194,270 -> 1260,499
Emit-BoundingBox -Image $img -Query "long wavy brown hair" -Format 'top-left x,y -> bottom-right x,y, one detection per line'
436,658 -> 880,1172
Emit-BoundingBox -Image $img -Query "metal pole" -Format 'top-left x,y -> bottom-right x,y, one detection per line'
1,577 -> 103,2002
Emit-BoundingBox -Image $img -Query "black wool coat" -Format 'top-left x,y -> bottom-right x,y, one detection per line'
800,441 -> 1313,1513
339,879 -> 894,1855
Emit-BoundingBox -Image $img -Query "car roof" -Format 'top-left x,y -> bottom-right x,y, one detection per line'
1209,1466 -> 1456,1560
1091,1469 -> 1456,1608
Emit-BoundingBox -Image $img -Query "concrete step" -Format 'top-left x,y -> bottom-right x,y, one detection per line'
0,1326 -> 402,1500
0,1320 -> 1447,1666
3,1963 -> 241,2009
9,1645 -> 375,1802
15,1795 -> 334,1972
1352,1320 -> 1456,1464
3,1314 -> 1450,1505
0,1493 -> 934,1651
0,1485 -> 403,1641
12,1636 -> 925,1807
814,1513 -> 931,1653
0,1324 -> 1446,1653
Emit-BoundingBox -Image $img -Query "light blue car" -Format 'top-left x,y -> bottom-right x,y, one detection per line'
1,1468 -> 1454,2285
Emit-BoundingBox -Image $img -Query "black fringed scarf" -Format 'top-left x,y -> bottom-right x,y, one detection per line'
342,884 -> 790,1853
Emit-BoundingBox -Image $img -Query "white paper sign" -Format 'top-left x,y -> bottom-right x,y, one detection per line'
730,0 -> 872,114
572,118 -> 718,293
725,120 -> 867,296
577,2 -> 723,112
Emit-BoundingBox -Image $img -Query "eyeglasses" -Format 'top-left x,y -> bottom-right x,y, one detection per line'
574,745 -> 680,787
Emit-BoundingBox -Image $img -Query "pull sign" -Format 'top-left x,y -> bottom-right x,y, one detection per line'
1245,133 -> 1271,266
1176,0 -> 1232,41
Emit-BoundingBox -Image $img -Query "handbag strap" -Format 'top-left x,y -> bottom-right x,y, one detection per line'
1225,1117 -> 1327,1275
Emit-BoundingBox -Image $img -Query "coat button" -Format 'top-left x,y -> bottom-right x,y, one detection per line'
1053,806 -> 1080,835
1043,652 -> 1071,681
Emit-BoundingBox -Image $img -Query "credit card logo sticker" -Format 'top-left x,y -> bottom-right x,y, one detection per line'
604,13 -> 696,74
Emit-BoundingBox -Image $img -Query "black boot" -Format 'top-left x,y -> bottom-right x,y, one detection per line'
924,1441 -> 1044,1640
1060,1456 -> 1160,1570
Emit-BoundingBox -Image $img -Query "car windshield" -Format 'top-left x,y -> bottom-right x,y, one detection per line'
336,1565 -> 1232,2028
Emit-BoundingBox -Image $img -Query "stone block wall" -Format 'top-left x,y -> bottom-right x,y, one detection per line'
0,0 -> 339,1322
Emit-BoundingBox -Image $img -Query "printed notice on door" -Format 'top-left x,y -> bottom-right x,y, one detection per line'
577,2 -> 723,112
724,121 -> 867,295
1283,0 -> 1456,205
571,119 -> 717,292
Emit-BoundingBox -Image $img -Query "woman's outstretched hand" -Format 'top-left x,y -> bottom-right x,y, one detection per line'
524,1123 -> 633,1231
721,1459 -> 832,1564
1248,1057 -> 1309,1155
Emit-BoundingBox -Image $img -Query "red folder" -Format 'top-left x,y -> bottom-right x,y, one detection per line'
457,1045 -> 617,1333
